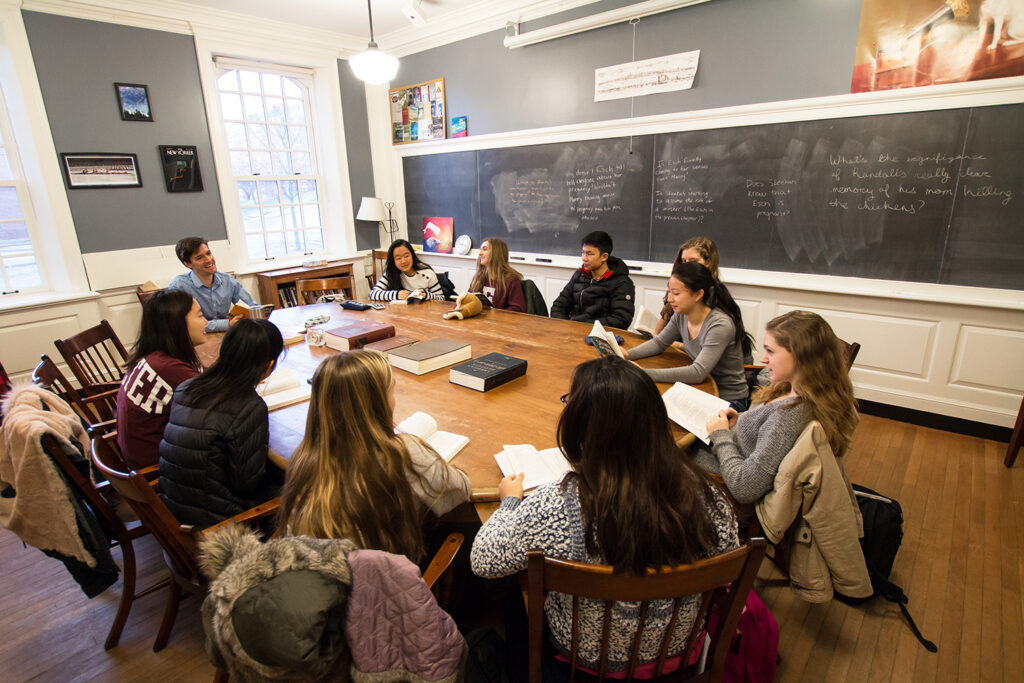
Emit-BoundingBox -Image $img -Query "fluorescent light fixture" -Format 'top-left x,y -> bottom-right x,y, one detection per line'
350,0 -> 399,84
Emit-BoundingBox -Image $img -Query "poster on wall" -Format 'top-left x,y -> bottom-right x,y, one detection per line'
423,217 -> 453,253
851,0 -> 1024,92
594,50 -> 700,102
59,153 -> 142,189
159,145 -> 204,192
389,78 -> 446,144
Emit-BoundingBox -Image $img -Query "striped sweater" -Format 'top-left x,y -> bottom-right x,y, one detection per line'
368,267 -> 446,301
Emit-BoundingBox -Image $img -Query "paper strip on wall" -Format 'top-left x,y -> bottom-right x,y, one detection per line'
594,49 -> 700,102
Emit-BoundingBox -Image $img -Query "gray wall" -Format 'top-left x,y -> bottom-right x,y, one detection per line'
23,11 -> 226,254
397,0 -> 863,136
337,61 -> 378,251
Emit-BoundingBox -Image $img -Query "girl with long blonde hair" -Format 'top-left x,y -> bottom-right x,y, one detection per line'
278,350 -> 470,560
694,310 -> 858,504
468,238 -> 525,311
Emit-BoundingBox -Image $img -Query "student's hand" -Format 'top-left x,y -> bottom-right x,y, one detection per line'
498,473 -> 525,500
398,290 -> 410,300
228,314 -> 245,327
706,408 -> 737,434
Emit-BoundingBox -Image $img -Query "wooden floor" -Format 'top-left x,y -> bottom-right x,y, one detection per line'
0,413 -> 1021,682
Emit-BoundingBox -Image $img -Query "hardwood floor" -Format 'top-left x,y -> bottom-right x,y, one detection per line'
0,413 -> 1020,681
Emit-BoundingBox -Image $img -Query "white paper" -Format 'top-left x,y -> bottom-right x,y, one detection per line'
495,444 -> 571,491
661,382 -> 730,445
595,50 -> 700,102
256,368 -> 311,411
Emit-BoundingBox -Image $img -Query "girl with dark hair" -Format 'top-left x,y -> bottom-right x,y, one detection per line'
471,356 -> 738,676
469,238 -> 525,311
116,290 -> 206,469
656,236 -> 722,334
627,261 -> 752,411
158,318 -> 284,527
368,239 -> 446,301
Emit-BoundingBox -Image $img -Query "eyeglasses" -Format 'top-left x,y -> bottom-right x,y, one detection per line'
560,393 -> 569,404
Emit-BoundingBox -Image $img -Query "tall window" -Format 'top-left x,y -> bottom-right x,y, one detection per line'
0,90 -> 44,298
215,65 -> 324,261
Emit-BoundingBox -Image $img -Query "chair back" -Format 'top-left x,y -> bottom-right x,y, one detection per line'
32,354 -> 117,424
0,359 -> 11,398
295,276 -> 355,304
54,319 -> 129,390
372,249 -> 388,283
521,278 -> 549,317
526,539 -> 766,682
841,340 -> 860,369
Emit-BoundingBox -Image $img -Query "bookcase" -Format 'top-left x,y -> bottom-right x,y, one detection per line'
256,262 -> 355,308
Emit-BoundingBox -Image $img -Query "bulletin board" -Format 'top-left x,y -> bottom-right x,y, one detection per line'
389,77 -> 446,145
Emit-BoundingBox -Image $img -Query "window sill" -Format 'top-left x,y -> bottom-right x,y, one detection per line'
0,290 -> 100,314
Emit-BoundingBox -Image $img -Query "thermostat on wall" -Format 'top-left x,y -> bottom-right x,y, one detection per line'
454,234 -> 473,255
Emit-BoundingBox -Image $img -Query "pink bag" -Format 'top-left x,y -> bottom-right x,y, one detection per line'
705,590 -> 779,683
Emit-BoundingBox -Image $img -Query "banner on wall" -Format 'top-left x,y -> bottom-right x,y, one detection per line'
594,50 -> 700,102
851,0 -> 1024,92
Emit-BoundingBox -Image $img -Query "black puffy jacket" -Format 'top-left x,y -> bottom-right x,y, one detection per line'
158,379 -> 272,528
550,255 -> 636,329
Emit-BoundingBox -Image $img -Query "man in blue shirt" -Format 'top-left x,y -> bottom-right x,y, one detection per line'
167,237 -> 257,333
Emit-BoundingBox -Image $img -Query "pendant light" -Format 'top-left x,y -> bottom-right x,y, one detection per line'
350,0 -> 399,84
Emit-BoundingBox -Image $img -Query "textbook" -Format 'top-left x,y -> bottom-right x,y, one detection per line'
388,338 -> 471,375
449,352 -> 527,392
395,411 -> 469,462
661,381 -> 731,445
256,367 -> 311,411
362,335 -> 418,355
586,320 -> 626,359
630,306 -> 660,339
494,444 -> 572,492
324,320 -> 395,351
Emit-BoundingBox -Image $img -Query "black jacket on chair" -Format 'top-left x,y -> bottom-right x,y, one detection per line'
550,255 -> 635,329
158,379 -> 272,529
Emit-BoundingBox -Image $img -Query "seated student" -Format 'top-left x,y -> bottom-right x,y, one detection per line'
550,230 -> 635,329
694,310 -> 859,505
116,290 -> 207,470
626,262 -> 751,412
159,318 -> 283,528
368,239 -> 446,302
471,356 -> 738,677
469,238 -> 525,311
167,237 -> 256,333
278,350 -> 470,562
656,236 -> 721,335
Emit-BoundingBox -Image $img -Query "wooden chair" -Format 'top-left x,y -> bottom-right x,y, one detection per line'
1005,394 -> 1024,468
91,430 -> 280,652
54,319 -> 129,390
525,539 -> 767,682
32,354 -> 118,425
295,276 -> 355,304
365,249 -> 388,289
744,337 -> 860,391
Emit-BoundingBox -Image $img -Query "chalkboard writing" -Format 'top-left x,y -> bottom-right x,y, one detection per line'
402,103 -> 1023,290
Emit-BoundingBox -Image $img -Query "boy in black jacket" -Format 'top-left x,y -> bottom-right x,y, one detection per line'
550,231 -> 635,329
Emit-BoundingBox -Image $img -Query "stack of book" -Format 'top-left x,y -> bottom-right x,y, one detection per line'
388,338 -> 471,375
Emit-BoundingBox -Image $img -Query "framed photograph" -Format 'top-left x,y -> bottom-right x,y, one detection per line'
59,153 -> 142,189
423,217 -> 454,253
114,82 -> 153,121
389,77 -> 446,144
159,145 -> 204,192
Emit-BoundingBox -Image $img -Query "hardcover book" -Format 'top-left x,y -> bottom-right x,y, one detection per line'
362,335 -> 418,355
449,352 -> 527,392
388,338 -> 471,375
324,320 -> 395,351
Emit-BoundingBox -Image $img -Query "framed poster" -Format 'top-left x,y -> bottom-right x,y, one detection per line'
423,217 -> 453,253
389,77 -> 446,144
59,153 -> 142,189
114,82 -> 153,121
159,145 -> 204,192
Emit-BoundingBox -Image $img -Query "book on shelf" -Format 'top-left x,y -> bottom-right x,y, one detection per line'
661,381 -> 731,445
449,352 -> 527,392
494,444 -> 572,492
630,306 -> 661,339
586,320 -> 626,359
388,338 -> 471,375
362,335 -> 418,355
324,320 -> 396,351
256,367 -> 312,411
395,411 -> 469,462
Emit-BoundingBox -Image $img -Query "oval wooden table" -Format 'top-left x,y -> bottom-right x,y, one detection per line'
245,301 -> 715,521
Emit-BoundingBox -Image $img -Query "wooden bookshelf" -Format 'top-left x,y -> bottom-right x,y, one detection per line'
256,262 -> 355,308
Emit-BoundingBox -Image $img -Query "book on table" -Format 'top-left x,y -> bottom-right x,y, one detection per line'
388,338 -> 471,375
630,305 -> 660,339
256,367 -> 312,411
661,381 -> 730,445
494,444 -> 572,492
586,320 -> 626,359
362,335 -> 418,355
449,352 -> 527,392
394,411 -> 469,462
324,320 -> 396,351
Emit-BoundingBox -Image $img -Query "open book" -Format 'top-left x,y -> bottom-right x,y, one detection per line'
494,444 -> 572,492
661,382 -> 731,445
395,411 -> 469,462
630,306 -> 661,339
586,320 -> 625,359
256,367 -> 312,411
229,300 -> 273,320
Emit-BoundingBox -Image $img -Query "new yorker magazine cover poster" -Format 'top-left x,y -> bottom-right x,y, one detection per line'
423,217 -> 453,253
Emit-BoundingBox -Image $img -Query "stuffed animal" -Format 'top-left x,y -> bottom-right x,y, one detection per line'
442,292 -> 483,320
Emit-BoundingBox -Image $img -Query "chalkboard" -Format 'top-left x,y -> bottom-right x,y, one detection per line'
403,103 -> 1024,290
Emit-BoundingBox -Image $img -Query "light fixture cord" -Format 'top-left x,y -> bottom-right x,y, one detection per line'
367,0 -> 376,43
629,17 -> 639,154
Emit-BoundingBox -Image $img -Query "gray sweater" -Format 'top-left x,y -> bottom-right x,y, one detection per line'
693,397 -> 812,504
628,309 -> 748,400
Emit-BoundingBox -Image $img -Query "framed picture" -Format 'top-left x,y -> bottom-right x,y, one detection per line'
389,77 -> 446,144
114,82 -> 153,121
159,145 -> 204,192
423,217 -> 454,253
59,153 -> 142,189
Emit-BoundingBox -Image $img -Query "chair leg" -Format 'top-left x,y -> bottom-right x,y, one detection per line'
1004,395 -> 1024,468
104,540 -> 137,650
153,581 -> 182,652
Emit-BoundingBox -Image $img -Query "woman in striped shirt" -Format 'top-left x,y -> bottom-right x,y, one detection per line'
368,239 -> 446,302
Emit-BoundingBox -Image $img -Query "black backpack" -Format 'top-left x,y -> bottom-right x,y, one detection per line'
835,484 -> 937,652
